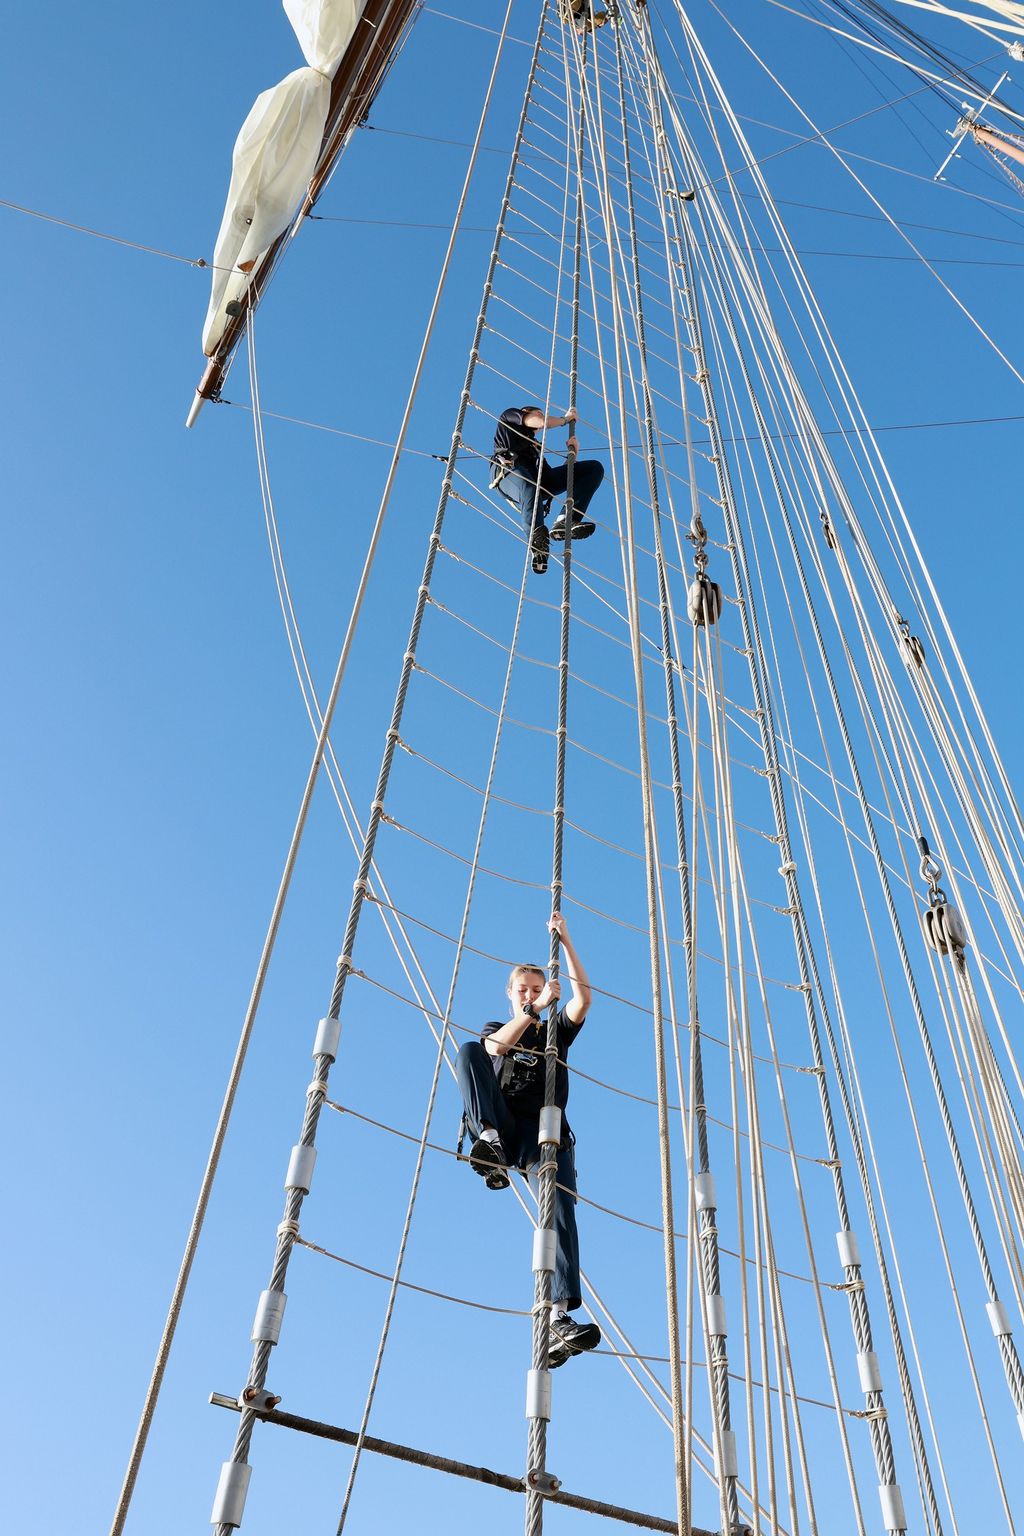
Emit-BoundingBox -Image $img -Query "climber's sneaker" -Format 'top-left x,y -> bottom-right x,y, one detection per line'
550,511 -> 595,542
548,1309 -> 601,1369
468,1137 -> 510,1191
531,523 -> 550,575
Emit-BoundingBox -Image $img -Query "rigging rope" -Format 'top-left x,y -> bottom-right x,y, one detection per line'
526,14 -> 587,1534
598,15 -> 691,1531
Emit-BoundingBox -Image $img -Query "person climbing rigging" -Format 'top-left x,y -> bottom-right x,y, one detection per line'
490,404 -> 604,575
559,0 -> 610,30
456,912 -> 602,1370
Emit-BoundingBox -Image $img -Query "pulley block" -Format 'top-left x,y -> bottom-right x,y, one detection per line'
922,901 -> 968,956
901,632 -> 926,670
688,576 -> 723,627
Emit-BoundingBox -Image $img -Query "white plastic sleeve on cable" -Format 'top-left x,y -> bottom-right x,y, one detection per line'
538,1105 -> 562,1146
313,1016 -> 340,1060
532,1228 -> 556,1273
706,1294 -> 727,1336
251,1289 -> 287,1345
526,1368 -> 552,1421
715,1428 -> 738,1479
210,1461 -> 252,1528
837,1229 -> 861,1269
878,1483 -> 907,1532
286,1144 -> 316,1193
856,1349 -> 882,1393
694,1170 -> 717,1210
987,1299 -> 1013,1336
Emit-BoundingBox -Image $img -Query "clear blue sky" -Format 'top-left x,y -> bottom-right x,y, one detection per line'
4,3 -> 1024,1534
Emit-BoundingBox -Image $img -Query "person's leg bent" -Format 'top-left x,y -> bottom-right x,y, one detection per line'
500,470 -> 548,536
456,1042 -> 515,1144
540,463 -> 568,503
571,459 -> 604,517
552,1140 -> 582,1311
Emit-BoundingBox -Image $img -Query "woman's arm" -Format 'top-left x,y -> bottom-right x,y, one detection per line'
549,912 -> 591,1024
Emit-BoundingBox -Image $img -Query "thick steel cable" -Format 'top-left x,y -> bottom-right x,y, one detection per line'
524,20 -> 586,1536
656,119 -> 907,1533
629,20 -> 745,1531
109,15 -> 523,1532
202,7 -> 544,1531
616,20 -> 739,1536
597,17 -> 690,1534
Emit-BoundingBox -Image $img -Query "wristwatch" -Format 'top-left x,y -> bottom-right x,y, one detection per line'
523,1001 -> 540,1021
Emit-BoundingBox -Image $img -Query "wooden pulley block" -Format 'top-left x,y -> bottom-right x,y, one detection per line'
902,632 -> 926,669
922,902 -> 968,956
688,576 -> 723,627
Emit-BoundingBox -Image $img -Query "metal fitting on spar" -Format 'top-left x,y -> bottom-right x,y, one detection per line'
525,1468 -> 561,1493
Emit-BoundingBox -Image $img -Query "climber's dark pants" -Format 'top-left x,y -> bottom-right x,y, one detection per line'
457,1040 -> 582,1311
498,459 -> 604,535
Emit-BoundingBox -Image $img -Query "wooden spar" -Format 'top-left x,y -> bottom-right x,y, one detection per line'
187,0 -> 419,426
971,120 -> 1024,167
208,1393 -> 724,1534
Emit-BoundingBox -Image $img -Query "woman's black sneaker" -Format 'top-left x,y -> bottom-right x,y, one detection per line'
548,1310 -> 601,1368
530,524 -> 550,575
468,1136 -> 510,1190
550,511 -> 595,541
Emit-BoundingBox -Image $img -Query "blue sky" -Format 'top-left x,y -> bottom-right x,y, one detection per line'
5,3 -> 1024,1534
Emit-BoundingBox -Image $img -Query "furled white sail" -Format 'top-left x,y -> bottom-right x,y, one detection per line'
202,66 -> 330,357
284,0 -> 366,76
893,0 -> 1024,37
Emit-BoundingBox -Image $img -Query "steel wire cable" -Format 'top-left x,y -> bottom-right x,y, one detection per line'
649,57 -> 909,1536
